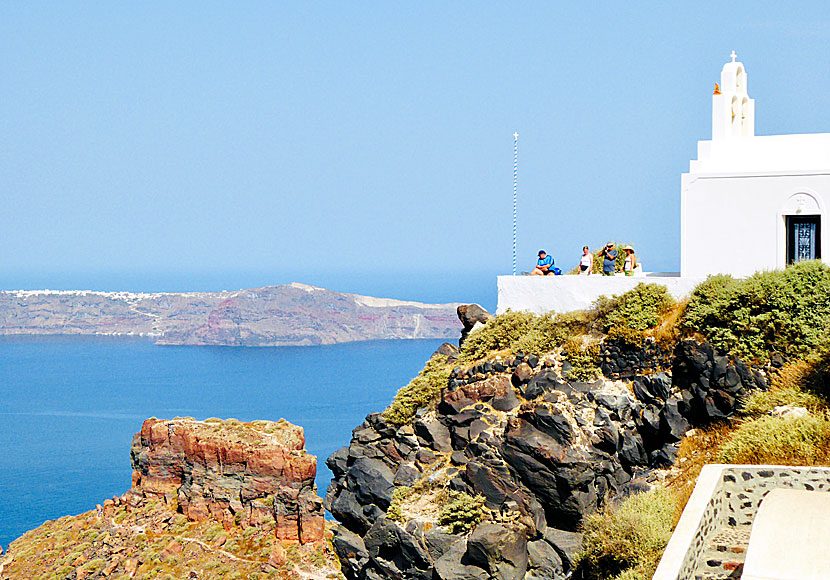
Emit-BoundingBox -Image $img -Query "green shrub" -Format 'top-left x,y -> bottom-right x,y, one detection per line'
595,283 -> 675,336
719,413 -> 830,465
459,310 -> 591,363
386,487 -> 412,522
382,355 -> 453,424
574,487 -> 677,580
459,310 -> 539,361
437,491 -> 486,534
682,261 -> 830,361
563,339 -> 601,381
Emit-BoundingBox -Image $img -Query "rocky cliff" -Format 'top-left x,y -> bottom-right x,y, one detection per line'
0,417 -> 335,580
324,307 -> 768,580
0,283 -> 461,346
129,417 -> 324,544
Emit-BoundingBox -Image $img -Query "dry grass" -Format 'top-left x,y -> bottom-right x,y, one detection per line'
664,423 -> 736,512
2,499 -> 339,580
718,413 -> 830,466
574,487 -> 677,580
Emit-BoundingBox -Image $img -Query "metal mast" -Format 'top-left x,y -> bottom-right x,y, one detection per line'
512,132 -> 519,276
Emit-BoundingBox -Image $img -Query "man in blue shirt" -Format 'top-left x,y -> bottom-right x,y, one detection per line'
531,250 -> 554,275
600,242 -> 618,276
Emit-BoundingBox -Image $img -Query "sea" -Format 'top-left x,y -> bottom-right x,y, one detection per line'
0,336 -> 449,549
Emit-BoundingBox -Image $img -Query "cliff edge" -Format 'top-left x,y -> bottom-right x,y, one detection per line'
0,417 -> 335,580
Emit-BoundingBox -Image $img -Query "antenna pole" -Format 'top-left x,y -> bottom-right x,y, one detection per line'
512,132 -> 519,276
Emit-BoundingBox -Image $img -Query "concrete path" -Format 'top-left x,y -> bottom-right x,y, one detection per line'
741,489 -> 830,580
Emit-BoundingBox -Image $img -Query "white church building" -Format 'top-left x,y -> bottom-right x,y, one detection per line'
683,51 -> 826,277
498,53 -> 829,314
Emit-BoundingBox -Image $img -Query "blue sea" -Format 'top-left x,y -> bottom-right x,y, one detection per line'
0,336 -> 446,549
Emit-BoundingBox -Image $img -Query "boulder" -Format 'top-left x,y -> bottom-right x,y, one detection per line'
332,527 -> 370,580
363,518 -> 432,580
466,523 -> 528,580
527,537 -> 564,578
349,457 -> 396,510
414,419 -> 452,453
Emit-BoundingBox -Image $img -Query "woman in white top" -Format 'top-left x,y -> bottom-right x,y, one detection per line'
579,246 -> 593,275
622,245 -> 637,276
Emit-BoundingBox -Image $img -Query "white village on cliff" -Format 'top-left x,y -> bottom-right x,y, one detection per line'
499,53 -> 829,315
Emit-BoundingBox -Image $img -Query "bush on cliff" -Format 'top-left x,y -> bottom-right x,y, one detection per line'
594,283 -> 676,345
382,355 -> 453,424
718,413 -> 830,466
574,487 -> 677,580
437,490 -> 486,534
682,260 -> 830,361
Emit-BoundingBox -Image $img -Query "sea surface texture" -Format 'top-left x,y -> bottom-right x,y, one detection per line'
0,336 -> 444,548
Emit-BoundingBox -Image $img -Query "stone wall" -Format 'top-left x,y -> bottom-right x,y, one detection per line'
130,417 -> 324,544
653,465 -> 830,580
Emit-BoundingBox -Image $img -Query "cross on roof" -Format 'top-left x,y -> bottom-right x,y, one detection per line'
730,50 -> 737,63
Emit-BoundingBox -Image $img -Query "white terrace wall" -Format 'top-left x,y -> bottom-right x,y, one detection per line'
496,275 -> 705,315
652,464 -> 830,580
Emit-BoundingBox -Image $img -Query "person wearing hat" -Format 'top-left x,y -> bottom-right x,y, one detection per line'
622,245 -> 637,276
530,250 -> 555,275
600,242 -> 617,276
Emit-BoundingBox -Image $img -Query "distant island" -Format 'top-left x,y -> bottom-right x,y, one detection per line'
0,283 -> 461,346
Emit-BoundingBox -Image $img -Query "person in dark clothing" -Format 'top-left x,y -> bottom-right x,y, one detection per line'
600,242 -> 618,276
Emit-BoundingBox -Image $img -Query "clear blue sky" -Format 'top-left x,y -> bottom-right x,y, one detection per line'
2,3 -> 830,308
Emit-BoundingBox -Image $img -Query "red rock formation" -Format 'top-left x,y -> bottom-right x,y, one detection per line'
130,417 -> 324,543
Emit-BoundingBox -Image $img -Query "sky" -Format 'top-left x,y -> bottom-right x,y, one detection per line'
3,2 -> 830,309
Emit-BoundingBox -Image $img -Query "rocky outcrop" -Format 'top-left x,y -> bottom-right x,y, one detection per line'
0,283 -> 462,346
130,417 -> 324,543
457,304 -> 493,347
326,306 -> 768,580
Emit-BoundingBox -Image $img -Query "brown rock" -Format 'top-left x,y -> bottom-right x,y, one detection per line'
102,559 -> 120,576
129,417 -> 325,543
269,544 -> 287,567
123,558 -> 139,578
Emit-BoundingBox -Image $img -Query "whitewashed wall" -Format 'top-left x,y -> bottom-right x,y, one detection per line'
681,134 -> 830,278
496,275 -> 705,314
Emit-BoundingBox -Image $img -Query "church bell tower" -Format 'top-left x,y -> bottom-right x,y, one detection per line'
712,51 -> 755,140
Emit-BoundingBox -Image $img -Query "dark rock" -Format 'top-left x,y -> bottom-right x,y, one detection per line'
524,406 -> 573,446
492,388 -> 520,412
326,446 -> 350,478
527,538 -> 564,578
332,526 -> 370,580
527,354 -> 540,368
659,397 -> 690,443
331,489 -> 373,534
524,369 -> 563,399
618,429 -> 647,467
414,419 -> 452,453
543,527 -> 582,571
592,424 -> 619,454
394,464 -> 421,487
423,528 -> 460,561
349,457 -> 395,510
433,536 -> 489,580
650,444 -> 679,468
457,304 -> 492,330
466,523 -> 528,580
770,352 -> 785,368
451,450 -> 469,466
646,372 -> 672,401
632,379 -> 655,404
363,518 -> 432,580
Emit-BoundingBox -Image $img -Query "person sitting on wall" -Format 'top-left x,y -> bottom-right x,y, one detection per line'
600,242 -> 618,276
579,245 -> 594,275
530,250 -> 555,275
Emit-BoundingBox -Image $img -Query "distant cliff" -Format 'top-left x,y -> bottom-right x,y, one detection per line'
0,283 -> 461,346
